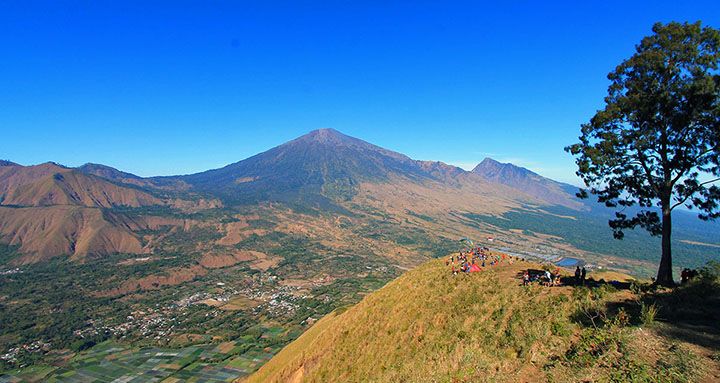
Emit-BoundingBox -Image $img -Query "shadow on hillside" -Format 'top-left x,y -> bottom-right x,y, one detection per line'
515,269 -> 633,290
647,280 -> 720,352
655,322 -> 720,352
513,268 -> 720,352
570,276 -> 720,353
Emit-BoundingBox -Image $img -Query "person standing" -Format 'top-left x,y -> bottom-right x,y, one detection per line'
574,266 -> 581,285
545,270 -> 553,287
581,267 -> 587,285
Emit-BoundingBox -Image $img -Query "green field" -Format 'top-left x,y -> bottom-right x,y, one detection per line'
0,337 -> 288,383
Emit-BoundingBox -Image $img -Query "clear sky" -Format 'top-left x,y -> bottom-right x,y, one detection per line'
1,1 -> 719,184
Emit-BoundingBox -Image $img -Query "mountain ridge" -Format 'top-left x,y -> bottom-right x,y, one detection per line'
2,129 -> 716,267
473,157 -> 584,209
247,257 -> 716,383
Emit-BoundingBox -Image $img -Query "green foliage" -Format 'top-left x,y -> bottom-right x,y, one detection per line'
565,21 -> 720,285
566,21 -> 720,230
640,302 -> 658,326
699,260 -> 720,282
406,210 -> 436,222
0,243 -> 20,265
551,320 -> 572,337
565,306 -> 702,383
656,344 -> 703,383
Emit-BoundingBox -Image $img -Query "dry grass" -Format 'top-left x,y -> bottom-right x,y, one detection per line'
247,259 -> 578,382
245,258 -> 711,383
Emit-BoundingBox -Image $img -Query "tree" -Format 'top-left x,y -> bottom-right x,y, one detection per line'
566,22 -> 720,286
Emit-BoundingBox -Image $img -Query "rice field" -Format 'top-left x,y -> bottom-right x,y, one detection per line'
0,336 -> 283,383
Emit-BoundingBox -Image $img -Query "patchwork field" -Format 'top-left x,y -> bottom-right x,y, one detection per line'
0,336 -> 286,383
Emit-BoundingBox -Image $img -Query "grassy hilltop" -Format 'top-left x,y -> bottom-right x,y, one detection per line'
247,258 -> 720,383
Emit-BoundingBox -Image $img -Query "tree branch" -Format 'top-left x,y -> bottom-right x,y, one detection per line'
637,152 -> 661,193
670,146 -> 717,186
671,177 -> 720,210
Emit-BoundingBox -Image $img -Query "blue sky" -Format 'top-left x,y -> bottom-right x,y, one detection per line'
1,1 -> 718,184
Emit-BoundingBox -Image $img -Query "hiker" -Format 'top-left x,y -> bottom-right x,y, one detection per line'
522,271 -> 530,286
553,268 -> 562,286
574,266 -> 581,285
545,270 -> 553,287
581,267 -> 587,285
681,268 -> 689,284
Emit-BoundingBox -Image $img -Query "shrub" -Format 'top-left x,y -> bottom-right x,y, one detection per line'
550,321 -> 571,336
639,302 -> 658,326
699,260 -> 720,283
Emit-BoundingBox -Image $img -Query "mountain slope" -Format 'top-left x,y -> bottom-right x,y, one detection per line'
1,130 -> 717,270
0,163 -> 162,208
76,163 -> 147,186
0,162 -> 171,263
0,206 -> 146,263
0,162 -> 66,198
473,158 -> 584,210
181,129 -> 462,206
78,163 -> 193,192
247,258 -> 715,383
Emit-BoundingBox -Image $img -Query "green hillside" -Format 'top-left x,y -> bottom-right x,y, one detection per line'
248,258 -> 720,383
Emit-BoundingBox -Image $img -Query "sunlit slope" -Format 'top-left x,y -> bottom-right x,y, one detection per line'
247,259 -> 572,382
246,258 -> 713,383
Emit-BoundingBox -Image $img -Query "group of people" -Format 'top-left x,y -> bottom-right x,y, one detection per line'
680,268 -> 699,284
447,247 -> 509,275
574,266 -> 588,286
522,268 -> 561,287
520,265 -> 588,288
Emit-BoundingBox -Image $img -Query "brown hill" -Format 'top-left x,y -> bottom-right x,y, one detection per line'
0,162 -> 172,263
0,163 -> 162,208
0,206 -> 146,263
0,162 -> 66,197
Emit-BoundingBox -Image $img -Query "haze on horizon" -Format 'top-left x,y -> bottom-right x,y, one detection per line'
2,1 -> 719,185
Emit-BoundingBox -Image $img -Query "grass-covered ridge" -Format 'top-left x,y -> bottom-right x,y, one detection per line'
247,258 -> 720,383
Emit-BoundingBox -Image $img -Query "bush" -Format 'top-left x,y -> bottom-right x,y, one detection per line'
640,302 -> 658,326
699,260 -> 720,283
550,321 -> 571,336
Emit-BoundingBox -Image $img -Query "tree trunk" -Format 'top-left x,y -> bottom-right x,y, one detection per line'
656,203 -> 674,286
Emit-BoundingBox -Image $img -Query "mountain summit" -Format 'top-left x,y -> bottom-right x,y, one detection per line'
472,158 -> 582,209
291,128 -> 359,146
181,129 -> 440,206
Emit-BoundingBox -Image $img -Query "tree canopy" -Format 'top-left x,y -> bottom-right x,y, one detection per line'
566,21 -> 720,285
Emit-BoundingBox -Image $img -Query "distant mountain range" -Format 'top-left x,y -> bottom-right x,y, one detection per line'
472,158 -> 582,207
0,129 -> 717,270
2,128 -> 719,380
163,129 -> 577,209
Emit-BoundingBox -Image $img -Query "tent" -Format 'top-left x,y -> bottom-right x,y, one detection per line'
469,264 -> 482,272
